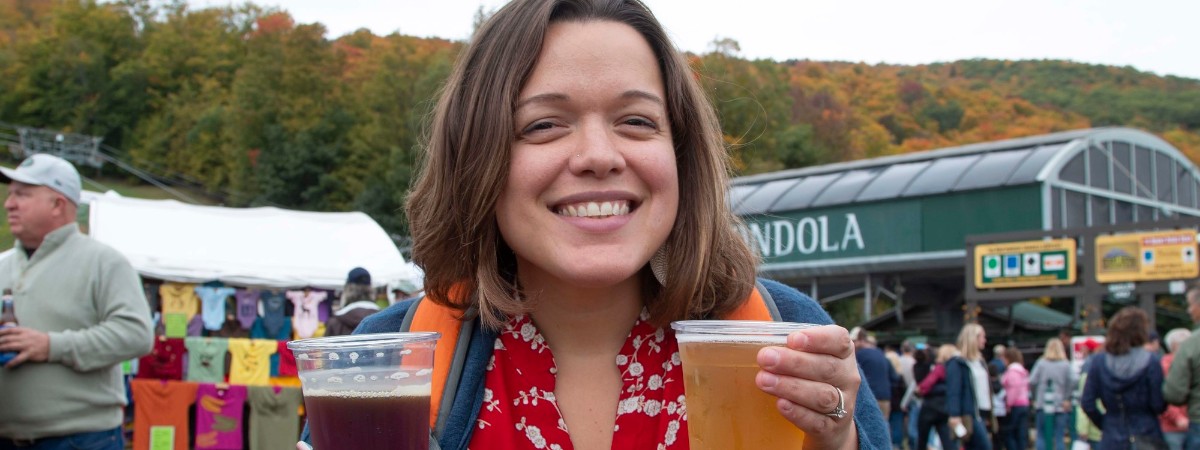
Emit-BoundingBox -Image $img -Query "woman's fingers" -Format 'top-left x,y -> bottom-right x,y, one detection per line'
755,324 -> 862,450
756,371 -> 845,420
786,325 -> 855,359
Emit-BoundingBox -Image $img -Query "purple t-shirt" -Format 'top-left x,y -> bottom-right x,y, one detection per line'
234,289 -> 261,330
195,383 -> 248,450
187,314 -> 204,337
316,289 -> 334,323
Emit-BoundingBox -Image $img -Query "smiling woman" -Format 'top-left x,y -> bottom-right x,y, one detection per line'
299,0 -> 890,449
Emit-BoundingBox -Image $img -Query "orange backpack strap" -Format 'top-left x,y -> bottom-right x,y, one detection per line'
400,291 -> 475,438
722,280 -> 783,321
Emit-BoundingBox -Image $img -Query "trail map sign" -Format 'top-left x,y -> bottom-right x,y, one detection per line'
1095,229 -> 1199,283
974,238 -> 1077,289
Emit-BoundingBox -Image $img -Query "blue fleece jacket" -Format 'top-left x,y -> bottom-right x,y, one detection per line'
945,357 -> 979,417
1081,350 -> 1166,450
303,278 -> 889,450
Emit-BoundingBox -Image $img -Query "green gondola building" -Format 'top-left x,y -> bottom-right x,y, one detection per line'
732,127 -> 1200,348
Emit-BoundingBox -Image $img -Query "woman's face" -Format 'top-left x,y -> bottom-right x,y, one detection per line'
495,20 -> 678,290
978,331 -> 987,350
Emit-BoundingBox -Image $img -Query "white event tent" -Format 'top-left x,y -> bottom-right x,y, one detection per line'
87,195 -> 421,291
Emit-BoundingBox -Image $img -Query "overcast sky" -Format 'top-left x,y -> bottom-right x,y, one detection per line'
193,0 -> 1200,80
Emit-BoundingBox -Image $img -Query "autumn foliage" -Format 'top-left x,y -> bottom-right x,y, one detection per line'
1,0 -> 1197,236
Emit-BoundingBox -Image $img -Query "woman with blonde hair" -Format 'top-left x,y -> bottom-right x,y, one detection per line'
944,323 -> 994,450
1030,338 -> 1074,450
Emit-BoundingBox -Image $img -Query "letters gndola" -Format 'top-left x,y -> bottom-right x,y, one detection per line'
743,213 -> 866,257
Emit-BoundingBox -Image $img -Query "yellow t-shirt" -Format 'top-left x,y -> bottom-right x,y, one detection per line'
228,338 -> 277,386
160,283 -> 199,321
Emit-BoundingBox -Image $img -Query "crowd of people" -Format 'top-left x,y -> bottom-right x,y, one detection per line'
875,289 -> 1200,450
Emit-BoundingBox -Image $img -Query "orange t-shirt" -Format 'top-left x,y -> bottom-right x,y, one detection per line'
131,379 -> 199,450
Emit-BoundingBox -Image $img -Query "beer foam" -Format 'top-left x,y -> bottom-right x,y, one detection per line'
303,384 -> 431,398
675,334 -> 787,345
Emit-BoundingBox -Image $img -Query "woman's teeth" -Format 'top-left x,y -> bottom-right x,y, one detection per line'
556,201 -> 631,218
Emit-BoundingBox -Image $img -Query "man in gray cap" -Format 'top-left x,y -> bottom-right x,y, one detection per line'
0,153 -> 152,449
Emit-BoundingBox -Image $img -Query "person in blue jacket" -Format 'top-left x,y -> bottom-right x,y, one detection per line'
1081,307 -> 1166,450
946,323 -> 994,450
301,0 -> 888,448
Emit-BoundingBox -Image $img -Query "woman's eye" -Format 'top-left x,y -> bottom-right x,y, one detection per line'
522,121 -> 555,134
623,117 -> 657,129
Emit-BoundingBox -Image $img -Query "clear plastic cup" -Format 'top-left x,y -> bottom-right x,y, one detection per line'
671,320 -> 816,450
289,332 -> 440,450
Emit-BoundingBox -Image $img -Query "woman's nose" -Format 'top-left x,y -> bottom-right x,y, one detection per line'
568,121 -> 627,178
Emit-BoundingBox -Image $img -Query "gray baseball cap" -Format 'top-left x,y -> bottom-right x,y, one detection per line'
0,154 -> 82,204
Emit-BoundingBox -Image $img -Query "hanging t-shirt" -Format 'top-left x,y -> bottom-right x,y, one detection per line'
316,290 -> 333,323
275,340 -> 298,377
235,289 -> 261,329
196,286 -> 237,331
228,338 -> 277,386
185,337 -> 229,384
163,313 -> 188,338
187,315 -> 204,337
258,291 -> 289,339
249,317 -> 292,341
286,290 -> 327,339
131,379 -> 199,450
160,282 -> 200,321
195,383 -> 248,450
247,386 -> 304,450
138,337 -> 185,380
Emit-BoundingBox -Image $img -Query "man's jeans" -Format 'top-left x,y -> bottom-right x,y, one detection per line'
1185,423 -> 1200,450
1036,411 -> 1069,450
0,427 -> 123,450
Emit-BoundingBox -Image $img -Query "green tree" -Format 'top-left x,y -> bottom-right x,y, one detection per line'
0,0 -> 144,147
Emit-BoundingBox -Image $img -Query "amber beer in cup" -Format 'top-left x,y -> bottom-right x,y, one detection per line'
672,320 -> 813,450
289,332 -> 440,450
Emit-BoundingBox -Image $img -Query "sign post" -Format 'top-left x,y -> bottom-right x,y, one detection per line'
974,239 -> 1077,289
1096,229 -> 1199,283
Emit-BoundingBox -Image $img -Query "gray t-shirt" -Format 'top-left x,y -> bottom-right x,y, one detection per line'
248,386 -> 304,450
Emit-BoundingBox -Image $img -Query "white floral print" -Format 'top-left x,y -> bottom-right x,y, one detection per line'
469,311 -> 687,449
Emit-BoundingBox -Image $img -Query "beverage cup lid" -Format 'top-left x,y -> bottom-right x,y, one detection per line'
287,332 -> 440,352
671,320 -> 816,344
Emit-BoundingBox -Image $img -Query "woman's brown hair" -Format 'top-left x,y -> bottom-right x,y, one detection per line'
406,0 -> 757,329
1003,347 -> 1023,366
1105,307 -> 1149,355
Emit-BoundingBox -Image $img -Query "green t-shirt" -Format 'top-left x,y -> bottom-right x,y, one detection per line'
164,313 -> 188,338
184,337 -> 228,383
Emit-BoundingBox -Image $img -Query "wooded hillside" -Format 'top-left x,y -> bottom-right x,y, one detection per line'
2,0 -> 1197,236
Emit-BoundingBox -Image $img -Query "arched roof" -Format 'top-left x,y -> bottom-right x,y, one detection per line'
731,127 -> 1200,221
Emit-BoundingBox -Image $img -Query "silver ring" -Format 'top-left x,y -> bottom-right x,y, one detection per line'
824,386 -> 848,420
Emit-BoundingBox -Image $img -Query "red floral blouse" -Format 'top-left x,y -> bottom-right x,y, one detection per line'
468,309 -> 688,450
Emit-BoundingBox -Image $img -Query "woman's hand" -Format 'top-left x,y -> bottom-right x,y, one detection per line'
948,416 -> 963,434
756,325 -> 860,450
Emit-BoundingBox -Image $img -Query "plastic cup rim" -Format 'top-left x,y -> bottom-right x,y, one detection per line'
670,320 -> 817,337
287,331 -> 441,352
